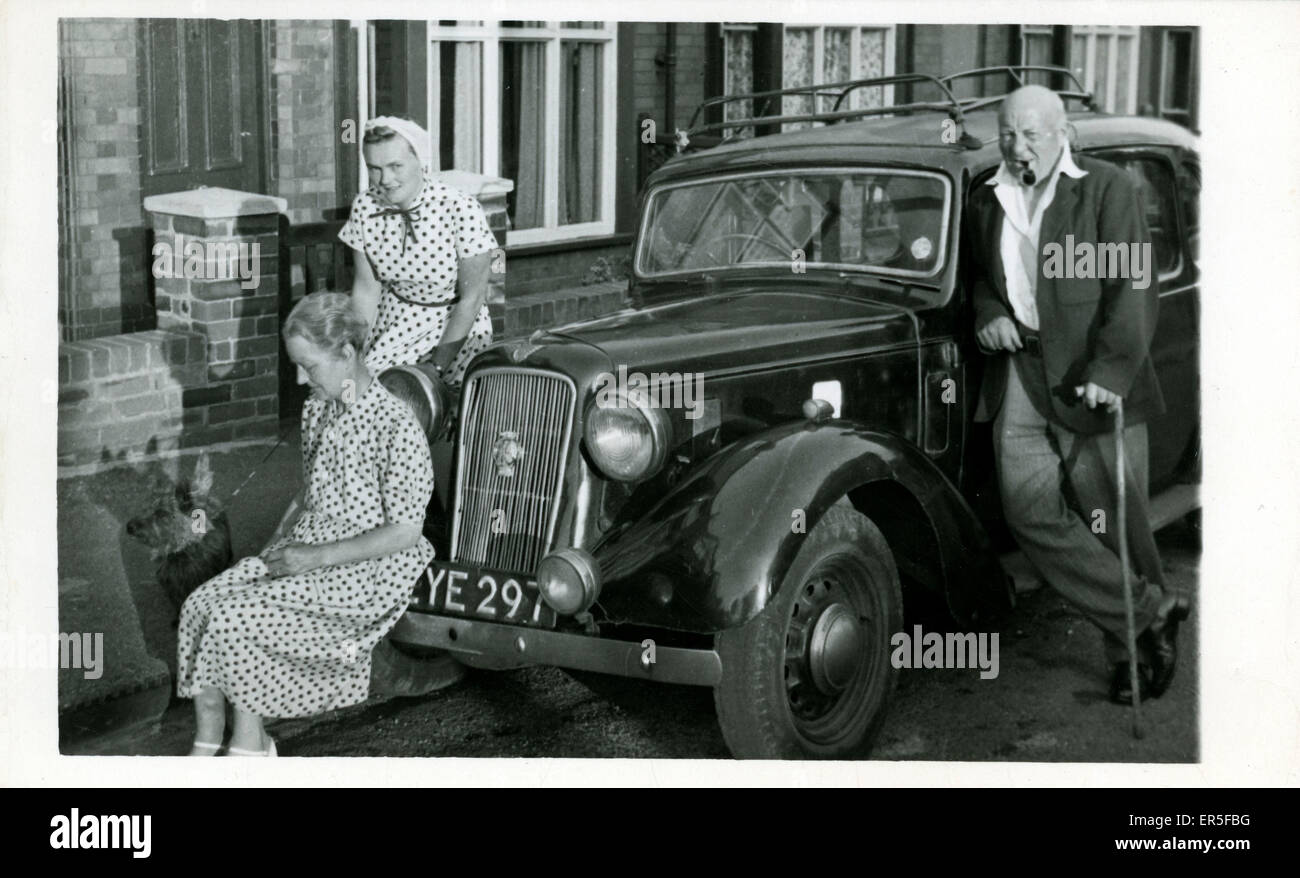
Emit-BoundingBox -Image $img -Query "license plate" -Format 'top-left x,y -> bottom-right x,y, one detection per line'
413,561 -> 557,629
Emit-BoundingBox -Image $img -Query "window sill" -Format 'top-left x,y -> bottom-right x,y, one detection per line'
504,232 -> 635,258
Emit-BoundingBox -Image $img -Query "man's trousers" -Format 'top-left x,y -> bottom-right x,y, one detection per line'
993,361 -> 1167,665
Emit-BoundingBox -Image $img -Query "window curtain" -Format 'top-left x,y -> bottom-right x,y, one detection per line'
723,26 -> 755,138
501,41 -> 545,229
559,41 -> 601,225
857,28 -> 886,109
823,27 -> 850,113
782,28 -> 813,130
453,42 -> 481,171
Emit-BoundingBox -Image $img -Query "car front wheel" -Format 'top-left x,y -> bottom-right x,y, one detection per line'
714,506 -> 902,759
369,638 -> 467,697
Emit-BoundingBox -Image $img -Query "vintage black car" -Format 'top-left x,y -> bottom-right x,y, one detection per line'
381,67 -> 1201,759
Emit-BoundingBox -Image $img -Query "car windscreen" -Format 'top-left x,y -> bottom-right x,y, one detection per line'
636,168 -> 951,281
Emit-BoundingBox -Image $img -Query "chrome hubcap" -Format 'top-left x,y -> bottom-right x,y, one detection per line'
785,568 -> 871,722
779,549 -> 888,749
808,602 -> 862,695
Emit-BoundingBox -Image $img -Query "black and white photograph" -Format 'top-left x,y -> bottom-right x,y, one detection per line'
2,0 -> 1298,792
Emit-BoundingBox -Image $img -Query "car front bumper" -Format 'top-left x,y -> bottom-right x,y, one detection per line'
390,611 -> 723,686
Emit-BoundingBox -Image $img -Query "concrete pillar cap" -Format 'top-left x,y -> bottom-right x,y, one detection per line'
142,187 -> 289,218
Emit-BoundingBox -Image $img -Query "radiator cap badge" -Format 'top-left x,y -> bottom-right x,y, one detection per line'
492,430 -> 524,477
511,341 -> 542,363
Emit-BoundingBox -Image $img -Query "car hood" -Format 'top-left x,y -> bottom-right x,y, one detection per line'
486,286 -> 918,382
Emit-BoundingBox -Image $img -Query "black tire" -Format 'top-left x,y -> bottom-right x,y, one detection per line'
369,638 -> 467,697
714,506 -> 902,759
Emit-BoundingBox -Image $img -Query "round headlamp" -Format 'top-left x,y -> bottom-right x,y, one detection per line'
584,394 -> 671,482
537,547 -> 602,616
378,363 -> 453,440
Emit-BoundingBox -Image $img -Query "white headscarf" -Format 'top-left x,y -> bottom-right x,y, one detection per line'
364,116 -> 432,173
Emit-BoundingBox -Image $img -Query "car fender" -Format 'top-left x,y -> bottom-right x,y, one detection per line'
592,419 -> 1011,632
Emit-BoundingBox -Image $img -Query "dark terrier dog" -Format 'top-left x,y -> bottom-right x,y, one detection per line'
126,453 -> 233,623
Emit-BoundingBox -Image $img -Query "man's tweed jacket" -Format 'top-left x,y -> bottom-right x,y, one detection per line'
968,153 -> 1165,434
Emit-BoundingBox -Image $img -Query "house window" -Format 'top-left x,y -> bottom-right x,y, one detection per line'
1160,28 -> 1196,127
721,23 -> 757,137
781,25 -> 895,130
1066,25 -> 1139,114
426,21 -> 617,244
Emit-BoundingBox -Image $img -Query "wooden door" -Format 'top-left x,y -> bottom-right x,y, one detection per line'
140,19 -> 265,197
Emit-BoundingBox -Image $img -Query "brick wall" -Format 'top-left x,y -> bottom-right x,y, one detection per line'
505,242 -> 631,297
498,281 -> 629,340
57,19 -> 338,467
148,194 -> 284,449
59,187 -> 286,469
271,21 -> 340,224
909,25 -> 983,84
633,22 -> 666,125
59,18 -> 150,341
57,331 -> 206,466
630,22 -> 712,133
981,26 -> 1018,73
671,24 -> 709,130
58,19 -> 341,342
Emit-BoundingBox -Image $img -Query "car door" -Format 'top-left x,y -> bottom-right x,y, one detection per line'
1088,147 -> 1200,489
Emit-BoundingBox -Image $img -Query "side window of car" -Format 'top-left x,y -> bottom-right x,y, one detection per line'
1093,152 -> 1184,280
1177,159 -> 1200,268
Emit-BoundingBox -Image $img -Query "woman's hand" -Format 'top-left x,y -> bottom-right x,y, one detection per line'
433,251 -> 492,370
264,543 -> 322,578
269,523 -> 423,575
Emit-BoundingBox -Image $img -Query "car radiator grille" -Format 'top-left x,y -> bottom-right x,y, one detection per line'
451,368 -> 576,571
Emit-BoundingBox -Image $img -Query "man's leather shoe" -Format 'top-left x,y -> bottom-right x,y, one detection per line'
1109,662 -> 1153,705
1141,593 -> 1192,698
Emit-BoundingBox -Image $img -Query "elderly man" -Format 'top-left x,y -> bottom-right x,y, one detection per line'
967,85 -> 1190,704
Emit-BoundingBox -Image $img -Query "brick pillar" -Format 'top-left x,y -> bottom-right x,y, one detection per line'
143,188 -> 287,446
432,170 -> 514,309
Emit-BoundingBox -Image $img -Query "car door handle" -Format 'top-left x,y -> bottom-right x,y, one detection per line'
923,370 -> 954,456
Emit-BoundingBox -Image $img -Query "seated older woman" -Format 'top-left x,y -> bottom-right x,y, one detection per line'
175,292 -> 434,756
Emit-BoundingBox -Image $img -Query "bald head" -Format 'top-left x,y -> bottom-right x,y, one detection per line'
999,85 -> 1067,130
998,85 -> 1069,186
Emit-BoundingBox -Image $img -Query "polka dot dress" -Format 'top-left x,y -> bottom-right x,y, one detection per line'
175,378 -> 434,719
339,174 -> 497,383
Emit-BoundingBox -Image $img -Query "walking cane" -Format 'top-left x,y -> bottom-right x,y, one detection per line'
1114,398 -> 1144,739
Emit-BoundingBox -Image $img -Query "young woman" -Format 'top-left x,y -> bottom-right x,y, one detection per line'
339,115 -> 497,384
175,292 -> 434,756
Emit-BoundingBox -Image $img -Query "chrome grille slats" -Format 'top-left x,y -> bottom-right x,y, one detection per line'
451,368 -> 576,570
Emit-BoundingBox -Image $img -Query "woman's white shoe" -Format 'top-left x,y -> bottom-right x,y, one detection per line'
227,737 -> 277,757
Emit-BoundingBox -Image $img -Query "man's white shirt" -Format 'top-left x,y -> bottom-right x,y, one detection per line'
986,144 -> 1088,331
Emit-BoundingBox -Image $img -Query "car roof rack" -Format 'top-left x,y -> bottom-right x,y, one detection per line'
685,72 -> 981,147
939,65 -> 1096,113
681,65 -> 1094,150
